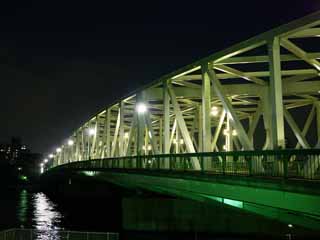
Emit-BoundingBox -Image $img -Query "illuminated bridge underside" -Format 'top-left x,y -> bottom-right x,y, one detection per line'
101,171 -> 320,230
50,164 -> 320,230
49,11 -> 320,229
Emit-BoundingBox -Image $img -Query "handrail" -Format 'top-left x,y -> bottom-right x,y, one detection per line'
0,228 -> 119,240
47,149 -> 320,180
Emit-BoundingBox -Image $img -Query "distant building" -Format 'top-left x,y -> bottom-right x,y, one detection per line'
0,137 -> 41,185
0,137 -> 30,164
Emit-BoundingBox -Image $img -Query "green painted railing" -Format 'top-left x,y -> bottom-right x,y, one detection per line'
0,228 -> 119,240
50,149 -> 320,180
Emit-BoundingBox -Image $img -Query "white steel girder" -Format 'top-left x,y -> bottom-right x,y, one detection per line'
51,11 -> 320,174
207,68 -> 253,150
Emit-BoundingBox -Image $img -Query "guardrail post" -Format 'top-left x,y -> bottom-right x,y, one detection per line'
234,155 -> 238,174
283,154 -> 288,179
248,156 -> 252,176
137,156 -> 141,169
200,155 -> 204,173
157,156 -> 160,170
222,155 -> 226,175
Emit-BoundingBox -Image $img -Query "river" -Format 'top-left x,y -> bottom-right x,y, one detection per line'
0,188 -> 314,239
0,189 -> 120,233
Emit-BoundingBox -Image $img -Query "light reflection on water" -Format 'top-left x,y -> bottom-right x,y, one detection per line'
32,192 -> 63,240
17,189 -> 28,225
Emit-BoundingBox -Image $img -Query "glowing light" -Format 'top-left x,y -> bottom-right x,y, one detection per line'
288,224 -> 293,228
18,167 -> 22,171
88,128 -> 96,136
180,139 -> 184,144
147,160 -> 152,164
223,198 -> 243,208
210,106 -> 219,116
33,192 -> 63,235
223,129 -> 228,136
68,139 -> 74,146
44,159 -> 48,163
147,144 -> 152,151
48,154 -> 54,158
142,146 -> 146,150
223,145 -> 227,150
21,175 -> 28,181
40,163 -> 44,167
232,129 -> 237,136
136,103 -> 147,113
173,139 -> 177,144
56,148 -> 61,153
124,132 -> 129,139
83,171 -> 96,177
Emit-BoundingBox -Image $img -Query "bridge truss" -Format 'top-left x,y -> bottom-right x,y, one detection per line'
52,11 -> 320,174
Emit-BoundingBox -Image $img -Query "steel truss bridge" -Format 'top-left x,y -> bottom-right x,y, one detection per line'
46,11 -> 320,231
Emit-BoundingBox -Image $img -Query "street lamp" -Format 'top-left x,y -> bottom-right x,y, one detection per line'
88,128 -> 96,136
124,132 -> 129,139
136,102 -> 147,113
48,154 -> 54,158
68,139 -> 74,146
44,159 -> 48,163
56,148 -> 61,153
210,106 -> 219,117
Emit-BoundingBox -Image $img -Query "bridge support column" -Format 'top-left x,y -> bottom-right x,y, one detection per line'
201,63 -> 212,162
159,117 -> 163,153
136,93 -> 146,160
268,37 -> 285,149
80,128 -> 85,160
198,106 -> 203,152
226,113 -> 233,152
75,131 -> 80,161
89,117 -> 98,159
105,108 -> 111,158
119,101 -> 125,158
111,110 -> 120,158
163,80 -> 170,168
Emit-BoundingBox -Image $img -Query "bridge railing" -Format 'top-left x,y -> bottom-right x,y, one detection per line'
0,228 -> 119,240
52,149 -> 320,180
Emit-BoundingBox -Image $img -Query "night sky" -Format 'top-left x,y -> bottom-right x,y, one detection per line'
1,1 -> 319,154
